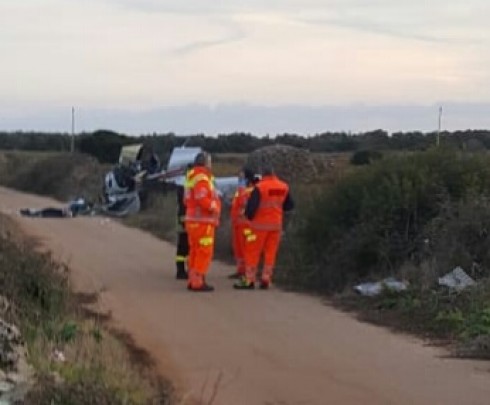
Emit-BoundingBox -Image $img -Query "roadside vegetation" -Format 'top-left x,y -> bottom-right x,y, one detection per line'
0,215 -> 173,404
278,148 -> 490,358
0,151 -> 106,202
2,143 -> 490,359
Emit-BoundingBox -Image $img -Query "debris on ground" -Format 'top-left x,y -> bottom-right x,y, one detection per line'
51,349 -> 66,363
0,314 -> 33,403
438,267 -> 476,291
354,277 -> 409,297
20,207 -> 72,218
20,198 -> 94,219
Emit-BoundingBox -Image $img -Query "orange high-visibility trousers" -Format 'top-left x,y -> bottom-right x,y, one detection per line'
186,222 -> 215,288
243,230 -> 281,283
232,224 -> 247,275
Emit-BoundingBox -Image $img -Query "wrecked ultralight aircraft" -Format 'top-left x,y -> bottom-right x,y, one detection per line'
102,145 -> 238,217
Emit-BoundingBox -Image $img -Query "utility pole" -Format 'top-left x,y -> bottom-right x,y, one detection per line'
436,105 -> 443,147
71,106 -> 75,153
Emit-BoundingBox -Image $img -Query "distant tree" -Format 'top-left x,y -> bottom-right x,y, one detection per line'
78,130 -> 132,163
350,150 -> 383,165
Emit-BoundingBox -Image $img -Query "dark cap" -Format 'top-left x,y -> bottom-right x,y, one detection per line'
194,152 -> 208,166
243,167 -> 255,183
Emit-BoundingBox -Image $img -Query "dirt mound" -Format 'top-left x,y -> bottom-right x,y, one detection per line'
246,144 -> 319,182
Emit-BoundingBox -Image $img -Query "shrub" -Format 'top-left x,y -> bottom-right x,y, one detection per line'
1,152 -> 106,202
285,149 -> 490,292
350,150 -> 383,165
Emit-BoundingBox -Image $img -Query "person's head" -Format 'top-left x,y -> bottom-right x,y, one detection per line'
243,167 -> 255,185
238,167 -> 255,186
194,152 -> 212,169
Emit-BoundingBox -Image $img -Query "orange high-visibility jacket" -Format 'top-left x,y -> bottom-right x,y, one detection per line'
248,175 -> 289,231
230,185 -> 254,225
184,166 -> 221,226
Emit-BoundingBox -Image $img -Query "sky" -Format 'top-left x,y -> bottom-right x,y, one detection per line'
1,0 -> 489,134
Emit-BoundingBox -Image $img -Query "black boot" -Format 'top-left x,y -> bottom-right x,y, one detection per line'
175,262 -> 188,280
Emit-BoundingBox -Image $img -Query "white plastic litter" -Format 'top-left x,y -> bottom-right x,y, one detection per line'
51,349 -> 66,363
438,267 -> 476,291
354,277 -> 408,297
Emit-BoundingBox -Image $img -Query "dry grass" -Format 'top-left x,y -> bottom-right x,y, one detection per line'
124,190 -> 178,242
212,154 -> 246,177
0,215 -> 173,404
26,318 -> 166,404
0,151 -> 108,202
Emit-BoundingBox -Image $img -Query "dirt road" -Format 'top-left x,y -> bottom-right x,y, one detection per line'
1,186 -> 489,405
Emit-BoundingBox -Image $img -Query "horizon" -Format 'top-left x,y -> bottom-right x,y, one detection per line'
2,102 -> 490,136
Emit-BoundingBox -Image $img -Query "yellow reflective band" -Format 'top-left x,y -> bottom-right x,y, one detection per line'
243,229 -> 252,236
199,237 -> 214,246
188,174 -> 210,188
176,256 -> 187,262
246,234 -> 257,242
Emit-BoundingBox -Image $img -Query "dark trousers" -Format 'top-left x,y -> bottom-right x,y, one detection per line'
176,231 -> 189,273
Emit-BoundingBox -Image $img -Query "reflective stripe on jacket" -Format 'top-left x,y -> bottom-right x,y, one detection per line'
230,185 -> 254,225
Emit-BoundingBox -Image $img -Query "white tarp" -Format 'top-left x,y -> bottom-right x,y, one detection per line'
354,277 -> 409,297
438,267 -> 476,291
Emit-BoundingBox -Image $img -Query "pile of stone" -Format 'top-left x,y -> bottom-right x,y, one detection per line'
246,144 -> 320,183
0,298 -> 32,404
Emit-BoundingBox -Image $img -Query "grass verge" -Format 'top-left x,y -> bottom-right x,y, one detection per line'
0,215 -> 173,404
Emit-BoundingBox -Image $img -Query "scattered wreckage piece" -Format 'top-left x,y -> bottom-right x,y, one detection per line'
354,277 -> 409,297
438,267 -> 476,291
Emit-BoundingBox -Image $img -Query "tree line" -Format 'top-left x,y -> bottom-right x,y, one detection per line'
1,129 -> 490,163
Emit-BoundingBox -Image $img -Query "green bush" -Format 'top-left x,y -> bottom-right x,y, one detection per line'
286,149 -> 490,292
1,152 -> 106,202
77,130 -> 133,164
350,150 -> 383,165
424,197 -> 490,279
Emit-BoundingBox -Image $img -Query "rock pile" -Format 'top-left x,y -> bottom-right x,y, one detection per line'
0,299 -> 32,403
246,144 -> 319,183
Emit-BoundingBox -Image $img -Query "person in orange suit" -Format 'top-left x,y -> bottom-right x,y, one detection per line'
234,163 -> 294,290
229,167 -> 256,279
185,152 -> 221,292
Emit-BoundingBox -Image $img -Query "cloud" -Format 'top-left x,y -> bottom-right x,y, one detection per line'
170,22 -> 246,56
296,0 -> 490,45
1,0 -> 490,119
299,17 -> 460,44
